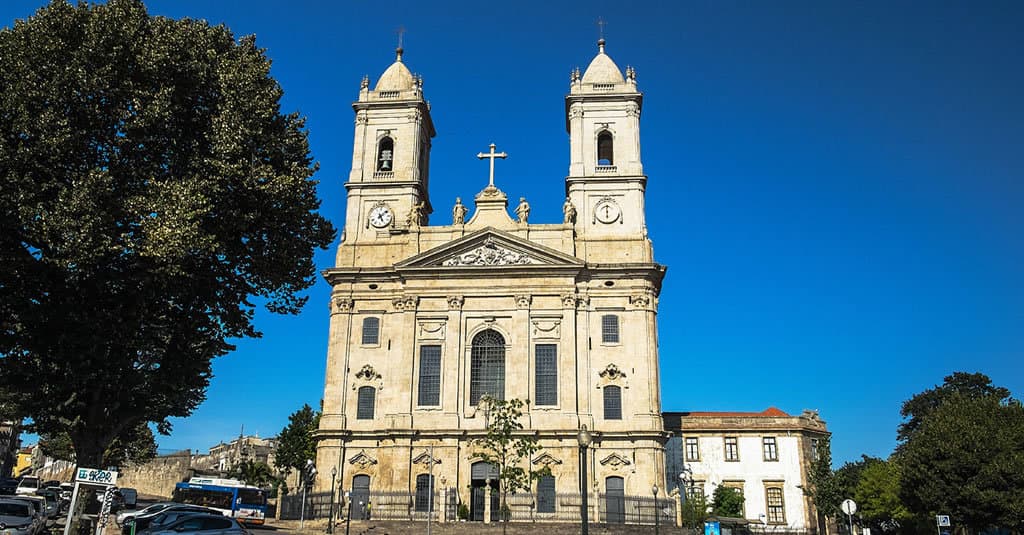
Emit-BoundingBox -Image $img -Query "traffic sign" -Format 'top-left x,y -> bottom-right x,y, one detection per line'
936,515 -> 951,527
841,499 -> 857,515
74,467 -> 118,485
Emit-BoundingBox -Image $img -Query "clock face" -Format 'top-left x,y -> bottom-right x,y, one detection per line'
594,199 -> 621,224
368,205 -> 393,228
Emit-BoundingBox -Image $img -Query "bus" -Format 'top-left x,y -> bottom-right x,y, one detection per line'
172,478 -> 267,525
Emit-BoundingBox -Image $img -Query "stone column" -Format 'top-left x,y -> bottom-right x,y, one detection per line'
483,480 -> 492,524
672,489 -> 683,528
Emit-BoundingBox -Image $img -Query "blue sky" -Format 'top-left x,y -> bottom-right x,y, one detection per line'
4,1 -> 1022,466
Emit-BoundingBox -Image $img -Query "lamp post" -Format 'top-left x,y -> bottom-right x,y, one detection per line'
577,425 -> 593,535
300,459 -> 316,529
327,467 -> 337,534
652,485 -> 660,535
343,492 -> 352,535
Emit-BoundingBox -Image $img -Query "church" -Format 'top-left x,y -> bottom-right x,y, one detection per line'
314,36 -> 667,520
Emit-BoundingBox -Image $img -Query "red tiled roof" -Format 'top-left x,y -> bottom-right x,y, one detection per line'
674,407 -> 791,418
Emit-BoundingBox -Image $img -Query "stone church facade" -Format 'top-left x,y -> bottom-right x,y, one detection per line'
314,38 -> 668,515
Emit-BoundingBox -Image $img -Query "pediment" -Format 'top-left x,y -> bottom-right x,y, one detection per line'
395,228 -> 584,270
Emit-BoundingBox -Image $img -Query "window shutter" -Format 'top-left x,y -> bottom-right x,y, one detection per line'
534,344 -> 558,406
603,385 -> 622,420
361,317 -> 380,345
601,315 -> 619,343
357,386 -> 375,420
418,345 -> 442,406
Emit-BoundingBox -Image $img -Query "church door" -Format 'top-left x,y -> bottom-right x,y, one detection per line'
605,476 -> 625,524
351,475 -> 370,520
470,462 -> 499,522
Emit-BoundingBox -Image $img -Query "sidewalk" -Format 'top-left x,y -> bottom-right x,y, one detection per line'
265,518 -> 674,535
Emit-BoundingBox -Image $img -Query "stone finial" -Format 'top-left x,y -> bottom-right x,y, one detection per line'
360,75 -> 369,90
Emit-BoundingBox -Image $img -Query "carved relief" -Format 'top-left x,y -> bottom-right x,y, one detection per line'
531,319 -> 561,339
625,101 -> 640,118
514,295 -> 532,309
569,104 -> 583,120
576,295 -> 590,310
447,295 -> 465,310
418,321 -> 446,340
629,294 -> 653,309
348,450 -> 378,469
392,295 -> 418,312
355,112 -> 368,125
561,294 -> 578,309
599,452 -> 632,471
355,364 -> 381,381
441,238 -> 534,267
532,453 -> 563,468
331,297 -> 355,314
412,451 -> 442,466
599,363 -> 627,381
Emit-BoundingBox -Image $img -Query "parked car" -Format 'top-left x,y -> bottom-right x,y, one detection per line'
33,489 -> 60,519
0,498 -> 43,535
137,513 -> 248,535
116,502 -> 176,527
112,488 -> 137,511
0,479 -> 19,495
6,496 -> 48,530
122,505 -> 218,535
14,477 -> 39,496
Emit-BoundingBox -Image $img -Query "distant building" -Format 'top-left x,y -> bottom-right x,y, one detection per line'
663,408 -> 829,532
0,421 -> 19,478
193,434 -> 278,474
13,446 -> 34,478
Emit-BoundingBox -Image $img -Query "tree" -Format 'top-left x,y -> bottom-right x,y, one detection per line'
472,396 -> 549,531
804,436 -> 843,519
228,460 -> 282,491
899,392 -> 1024,531
680,491 -> 709,529
853,459 -> 911,533
273,404 -> 320,487
710,486 -> 744,518
39,423 -> 157,468
0,0 -> 334,469
897,372 -> 1010,445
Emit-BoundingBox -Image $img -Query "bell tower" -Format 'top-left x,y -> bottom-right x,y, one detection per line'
343,47 -> 435,243
565,39 -> 651,262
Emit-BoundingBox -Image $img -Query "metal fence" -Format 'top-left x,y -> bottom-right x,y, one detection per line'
279,491 -> 335,520
597,493 -> 676,526
332,488 -> 459,522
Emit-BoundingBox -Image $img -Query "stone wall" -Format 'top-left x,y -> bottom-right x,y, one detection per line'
118,451 -> 192,498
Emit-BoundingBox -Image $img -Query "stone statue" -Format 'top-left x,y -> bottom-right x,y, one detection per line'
563,196 -> 577,224
407,201 -> 425,227
515,197 -> 530,224
452,197 -> 468,225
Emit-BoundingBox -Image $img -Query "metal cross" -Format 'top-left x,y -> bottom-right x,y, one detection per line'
477,143 -> 507,187
396,25 -> 406,49
597,18 -> 607,40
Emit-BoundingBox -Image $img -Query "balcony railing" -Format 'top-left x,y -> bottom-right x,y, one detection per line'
595,165 -> 617,173
372,171 -> 395,180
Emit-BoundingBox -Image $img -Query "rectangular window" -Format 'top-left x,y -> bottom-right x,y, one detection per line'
766,487 -> 785,524
724,437 -> 739,461
603,385 -> 622,420
414,474 -> 435,513
687,482 -> 705,500
601,315 -> 620,343
361,317 -> 380,345
534,344 -> 558,406
763,437 -> 778,461
810,438 -> 820,461
417,345 -> 442,406
685,437 -> 700,461
536,475 -> 555,513
356,387 -> 375,420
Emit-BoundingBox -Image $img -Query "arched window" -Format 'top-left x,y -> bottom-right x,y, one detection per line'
356,386 -> 375,420
470,330 -> 505,404
377,136 -> 394,171
597,131 -> 614,166
603,385 -> 622,420
415,474 -> 435,512
361,317 -> 380,345
536,475 -> 555,513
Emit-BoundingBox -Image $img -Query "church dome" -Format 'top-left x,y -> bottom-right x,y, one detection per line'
581,39 -> 625,85
374,48 -> 415,91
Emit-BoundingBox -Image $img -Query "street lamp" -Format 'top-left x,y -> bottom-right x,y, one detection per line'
577,425 -> 593,535
327,466 -> 337,534
300,459 -> 316,529
344,491 -> 352,535
652,485 -> 660,535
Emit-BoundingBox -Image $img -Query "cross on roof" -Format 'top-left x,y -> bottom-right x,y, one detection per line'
476,143 -> 508,187
396,25 -> 406,49
597,18 -> 607,40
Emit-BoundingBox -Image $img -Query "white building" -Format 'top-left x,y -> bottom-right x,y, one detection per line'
663,408 -> 829,532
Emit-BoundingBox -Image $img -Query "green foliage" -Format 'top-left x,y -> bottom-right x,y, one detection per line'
899,392 -> 1024,531
0,0 -> 334,467
853,459 -> 911,533
472,396 -> 549,524
228,460 -> 282,490
39,423 -> 157,467
680,492 -> 709,528
457,503 -> 469,520
274,404 -> 320,482
897,372 -> 1010,446
804,436 -> 844,518
711,486 -> 744,518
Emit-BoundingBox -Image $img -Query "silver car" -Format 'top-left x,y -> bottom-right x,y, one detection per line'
137,513 -> 247,535
0,499 -> 43,535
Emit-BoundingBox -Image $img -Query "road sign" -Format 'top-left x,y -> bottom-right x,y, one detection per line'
936,515 -> 951,527
704,521 -> 721,535
841,499 -> 857,516
74,467 -> 118,486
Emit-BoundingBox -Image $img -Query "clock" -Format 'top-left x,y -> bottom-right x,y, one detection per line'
368,205 -> 393,228
594,198 -> 621,224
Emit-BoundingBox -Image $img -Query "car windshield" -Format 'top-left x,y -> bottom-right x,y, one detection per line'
0,503 -> 31,516
18,478 -> 37,487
